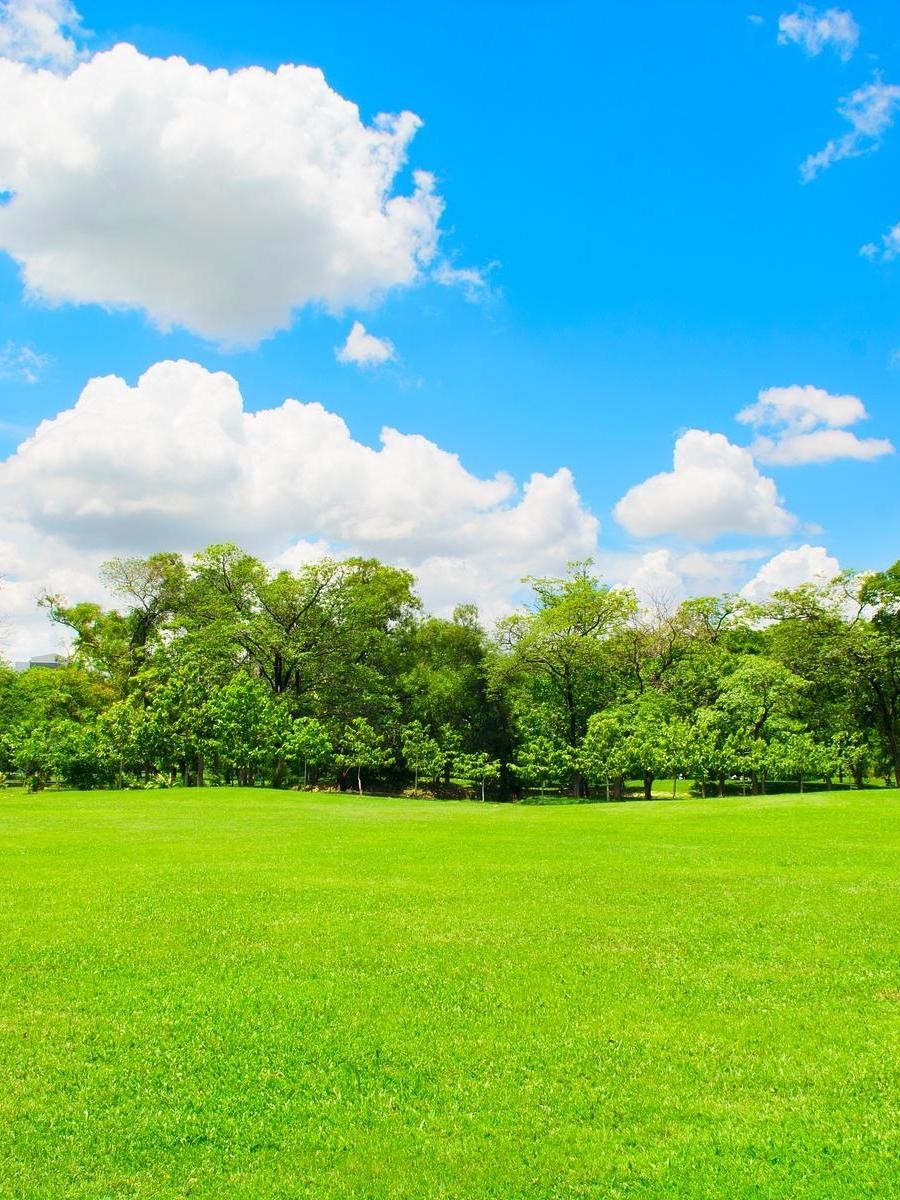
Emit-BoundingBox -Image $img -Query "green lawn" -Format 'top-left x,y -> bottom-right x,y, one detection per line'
1,789 -> 897,1199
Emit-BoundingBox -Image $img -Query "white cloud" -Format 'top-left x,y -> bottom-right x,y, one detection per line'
0,41 -> 453,345
739,383 -> 865,430
432,260 -> 497,302
336,321 -> 396,368
613,430 -> 795,542
861,219 -> 900,263
0,360 -> 600,657
750,429 -> 893,464
0,340 -> 50,382
801,78 -> 900,180
741,544 -> 840,601
0,0 -> 81,69
777,5 -> 859,60
738,383 -> 894,464
589,545 -> 772,613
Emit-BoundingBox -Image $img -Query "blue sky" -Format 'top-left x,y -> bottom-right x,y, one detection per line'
0,0 -> 898,655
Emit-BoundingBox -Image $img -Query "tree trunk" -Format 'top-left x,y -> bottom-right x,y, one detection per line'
272,756 -> 285,789
613,775 -> 625,801
700,779 -> 706,799
357,766 -> 363,795
643,772 -> 653,802
196,753 -> 205,789
718,775 -> 725,797
852,763 -> 864,790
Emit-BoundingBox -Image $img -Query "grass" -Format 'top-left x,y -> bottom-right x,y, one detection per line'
0,788 -> 897,1199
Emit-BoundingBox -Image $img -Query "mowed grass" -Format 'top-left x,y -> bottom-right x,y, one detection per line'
0,789 -> 898,1200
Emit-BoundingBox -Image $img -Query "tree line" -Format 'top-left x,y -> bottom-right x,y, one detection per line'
1,545 -> 898,797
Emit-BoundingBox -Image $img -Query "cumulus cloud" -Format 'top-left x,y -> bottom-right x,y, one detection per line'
0,38 -> 456,344
336,321 -> 396,368
801,78 -> 900,180
738,383 -> 894,464
741,544 -> 841,600
777,5 -> 859,60
0,340 -> 50,382
581,545 -> 771,615
0,360 -> 600,657
0,0 -> 81,69
613,430 -> 795,542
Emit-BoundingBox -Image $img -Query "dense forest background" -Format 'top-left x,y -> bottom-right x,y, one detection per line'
1,547 -> 898,797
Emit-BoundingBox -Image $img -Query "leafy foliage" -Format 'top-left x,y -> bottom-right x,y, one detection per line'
3,548 -> 898,796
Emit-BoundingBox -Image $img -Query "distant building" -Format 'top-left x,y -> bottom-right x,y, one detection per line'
12,653 -> 66,673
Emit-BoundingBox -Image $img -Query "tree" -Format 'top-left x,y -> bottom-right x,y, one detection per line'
454,751 -> 501,801
400,721 -> 443,792
335,718 -> 394,795
207,674 -> 276,786
188,546 -> 418,720
767,731 -> 828,794
578,708 -> 631,800
43,552 -> 188,694
13,725 -> 56,791
713,656 -> 807,794
281,716 -> 333,788
510,735 -> 572,799
497,562 -> 637,795
857,563 -> 900,786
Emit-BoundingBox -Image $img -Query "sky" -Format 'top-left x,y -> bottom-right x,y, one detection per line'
0,0 -> 898,659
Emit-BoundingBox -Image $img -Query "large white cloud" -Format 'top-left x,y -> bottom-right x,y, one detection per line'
741,544 -> 841,601
0,360 -> 602,656
737,384 -> 894,464
613,430 -> 796,542
0,39 -> 448,344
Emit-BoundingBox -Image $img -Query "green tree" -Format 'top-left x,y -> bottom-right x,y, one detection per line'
455,751 -> 502,801
578,708 -> 631,800
400,720 -> 443,792
281,716 -> 333,788
335,718 -> 395,795
497,562 -> 637,795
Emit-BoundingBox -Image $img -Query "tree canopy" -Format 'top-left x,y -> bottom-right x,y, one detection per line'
2,548 -> 897,798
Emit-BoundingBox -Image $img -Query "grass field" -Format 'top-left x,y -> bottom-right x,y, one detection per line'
1,788 -> 897,1199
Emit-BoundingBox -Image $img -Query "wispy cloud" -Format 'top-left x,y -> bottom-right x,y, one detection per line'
801,78 -> 900,180
433,260 -> 498,303
0,341 -> 50,383
860,220 -> 900,263
777,5 -> 859,61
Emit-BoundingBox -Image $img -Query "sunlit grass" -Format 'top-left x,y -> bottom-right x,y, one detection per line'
1,787 -> 897,1198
